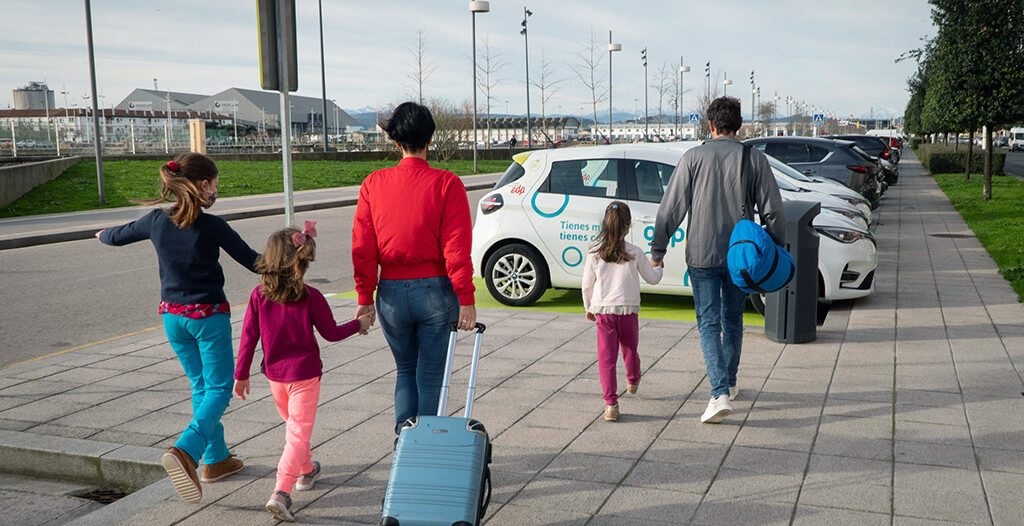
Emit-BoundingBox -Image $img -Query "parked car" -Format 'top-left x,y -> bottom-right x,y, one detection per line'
743,136 -> 881,207
993,136 -> 1009,148
765,155 -> 873,223
823,134 -> 898,185
471,143 -> 877,308
866,129 -> 904,156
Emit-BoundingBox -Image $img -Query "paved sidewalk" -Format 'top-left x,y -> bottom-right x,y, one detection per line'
0,173 -> 500,250
0,153 -> 1022,524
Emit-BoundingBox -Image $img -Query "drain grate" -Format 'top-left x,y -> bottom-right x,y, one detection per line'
71,487 -> 129,504
929,232 -> 973,238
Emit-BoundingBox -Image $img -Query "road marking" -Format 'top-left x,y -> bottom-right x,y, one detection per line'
73,265 -> 151,282
3,325 -> 162,369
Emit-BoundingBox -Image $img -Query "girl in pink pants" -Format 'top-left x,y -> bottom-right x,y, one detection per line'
582,202 -> 663,422
233,222 -> 371,522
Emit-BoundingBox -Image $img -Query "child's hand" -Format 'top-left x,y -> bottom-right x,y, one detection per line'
94,229 -> 104,239
585,312 -> 596,322
357,314 -> 372,335
233,379 -> 250,400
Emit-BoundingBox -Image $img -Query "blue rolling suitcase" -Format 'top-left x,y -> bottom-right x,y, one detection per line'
381,323 -> 492,526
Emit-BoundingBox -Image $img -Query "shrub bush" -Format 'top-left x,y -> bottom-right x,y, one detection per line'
916,144 -> 1005,175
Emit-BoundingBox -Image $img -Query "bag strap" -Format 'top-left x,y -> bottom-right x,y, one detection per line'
739,143 -> 754,221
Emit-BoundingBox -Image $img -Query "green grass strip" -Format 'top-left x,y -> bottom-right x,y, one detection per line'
334,278 -> 765,325
933,173 -> 1024,302
0,158 -> 510,218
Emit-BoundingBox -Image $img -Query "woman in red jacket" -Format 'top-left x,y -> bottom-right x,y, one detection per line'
351,102 -> 477,433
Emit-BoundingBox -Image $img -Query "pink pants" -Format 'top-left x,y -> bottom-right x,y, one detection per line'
269,376 -> 321,493
595,313 -> 640,406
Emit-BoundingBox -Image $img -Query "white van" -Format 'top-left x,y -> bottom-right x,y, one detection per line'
1008,127 -> 1024,151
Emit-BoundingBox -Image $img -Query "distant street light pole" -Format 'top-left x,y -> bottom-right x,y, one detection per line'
723,74 -> 732,96
678,60 -> 690,137
83,0 -> 104,204
470,1 -> 490,171
318,0 -> 328,152
520,7 -> 533,147
749,70 -> 755,133
641,48 -> 648,142
607,31 -> 621,144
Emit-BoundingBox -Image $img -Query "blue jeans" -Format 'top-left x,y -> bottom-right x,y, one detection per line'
689,266 -> 747,399
376,277 -> 459,432
162,313 -> 233,465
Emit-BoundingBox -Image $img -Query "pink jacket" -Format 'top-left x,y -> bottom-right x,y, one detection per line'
582,242 -> 664,313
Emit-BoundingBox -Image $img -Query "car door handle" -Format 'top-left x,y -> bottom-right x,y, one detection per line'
636,215 -> 656,224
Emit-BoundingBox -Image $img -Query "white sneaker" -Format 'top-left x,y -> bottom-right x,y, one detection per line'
700,395 -> 733,424
266,491 -> 294,522
729,387 -> 739,401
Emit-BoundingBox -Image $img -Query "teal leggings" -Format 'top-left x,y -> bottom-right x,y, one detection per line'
162,313 -> 233,465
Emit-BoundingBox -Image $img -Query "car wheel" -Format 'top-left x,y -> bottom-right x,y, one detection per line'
484,244 -> 549,306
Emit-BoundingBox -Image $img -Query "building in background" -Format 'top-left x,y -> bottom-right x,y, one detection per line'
186,88 -> 360,138
12,82 -> 55,110
115,89 -> 209,112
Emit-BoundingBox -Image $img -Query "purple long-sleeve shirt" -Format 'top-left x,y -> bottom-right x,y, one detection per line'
235,284 -> 360,383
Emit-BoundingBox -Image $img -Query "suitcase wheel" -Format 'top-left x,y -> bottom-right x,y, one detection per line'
380,517 -> 399,526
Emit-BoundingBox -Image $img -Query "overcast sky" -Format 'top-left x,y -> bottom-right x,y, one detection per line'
1,1 -> 933,119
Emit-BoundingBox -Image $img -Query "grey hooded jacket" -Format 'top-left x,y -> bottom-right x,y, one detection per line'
651,136 -> 786,268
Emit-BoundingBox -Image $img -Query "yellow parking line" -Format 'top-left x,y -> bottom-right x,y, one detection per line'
4,325 -> 162,369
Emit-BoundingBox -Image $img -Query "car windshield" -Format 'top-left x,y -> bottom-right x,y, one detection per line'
766,155 -> 815,182
494,161 -> 526,189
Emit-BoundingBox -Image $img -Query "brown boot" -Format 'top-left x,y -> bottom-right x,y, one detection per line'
161,447 -> 202,503
201,454 -> 244,482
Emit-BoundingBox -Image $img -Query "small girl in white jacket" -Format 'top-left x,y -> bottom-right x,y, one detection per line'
582,201 -> 663,421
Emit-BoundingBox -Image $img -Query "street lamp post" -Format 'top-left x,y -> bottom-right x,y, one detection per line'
641,48 -> 648,142
520,7 -> 533,147
607,31 -> 621,145
749,70 -> 755,134
318,0 -> 328,152
723,74 -> 732,96
470,1 -> 490,172
678,60 -> 689,138
83,0 -> 104,204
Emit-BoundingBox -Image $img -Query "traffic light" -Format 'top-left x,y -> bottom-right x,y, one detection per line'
641,48 -> 647,67
705,61 -> 710,78
750,70 -> 754,85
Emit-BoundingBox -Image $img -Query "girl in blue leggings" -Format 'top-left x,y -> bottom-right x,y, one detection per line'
98,153 -> 259,503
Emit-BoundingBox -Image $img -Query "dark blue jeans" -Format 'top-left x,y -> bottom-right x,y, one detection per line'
376,277 -> 459,432
689,266 -> 747,399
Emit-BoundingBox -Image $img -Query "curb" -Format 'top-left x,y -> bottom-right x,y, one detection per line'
0,180 -> 495,251
0,429 -> 166,491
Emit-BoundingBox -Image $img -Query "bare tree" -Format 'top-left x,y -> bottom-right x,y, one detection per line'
652,62 -> 674,139
697,71 -> 723,139
406,30 -> 437,104
532,46 -> 565,146
476,35 -> 507,148
757,101 -> 777,137
427,98 -> 472,161
570,28 -> 607,144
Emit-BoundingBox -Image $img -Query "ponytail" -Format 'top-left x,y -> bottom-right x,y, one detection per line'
144,153 -> 218,228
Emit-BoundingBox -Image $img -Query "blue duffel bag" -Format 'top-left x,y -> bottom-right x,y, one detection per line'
727,145 -> 794,294
728,218 -> 794,293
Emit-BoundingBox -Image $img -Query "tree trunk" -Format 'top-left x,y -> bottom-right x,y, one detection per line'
983,125 -> 992,201
943,132 -> 948,146
966,130 -> 974,181
955,133 -> 960,151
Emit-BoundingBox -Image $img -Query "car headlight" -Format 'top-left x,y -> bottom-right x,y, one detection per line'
816,226 -> 873,244
823,206 -> 869,224
834,194 -> 869,207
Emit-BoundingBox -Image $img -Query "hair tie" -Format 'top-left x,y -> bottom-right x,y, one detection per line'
610,203 -> 619,209
166,160 -> 180,173
291,220 -> 318,248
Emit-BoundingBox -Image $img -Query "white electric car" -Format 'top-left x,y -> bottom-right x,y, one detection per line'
767,155 -> 874,224
471,143 -> 877,307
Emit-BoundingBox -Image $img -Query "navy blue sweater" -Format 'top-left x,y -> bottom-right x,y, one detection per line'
100,209 -> 259,305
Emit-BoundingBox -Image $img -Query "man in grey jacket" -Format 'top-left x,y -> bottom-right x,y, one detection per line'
651,97 -> 785,423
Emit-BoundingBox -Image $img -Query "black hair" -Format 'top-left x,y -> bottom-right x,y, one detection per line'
383,102 -> 435,152
707,97 -> 743,134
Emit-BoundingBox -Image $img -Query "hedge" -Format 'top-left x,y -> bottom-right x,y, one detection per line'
916,144 -> 1005,175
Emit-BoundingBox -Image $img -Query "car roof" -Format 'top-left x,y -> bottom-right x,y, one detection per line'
520,141 -> 699,163
745,136 -> 855,147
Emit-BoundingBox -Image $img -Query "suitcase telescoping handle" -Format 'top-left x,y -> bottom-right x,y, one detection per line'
437,322 -> 487,419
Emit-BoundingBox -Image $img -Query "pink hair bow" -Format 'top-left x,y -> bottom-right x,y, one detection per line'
291,220 -> 318,247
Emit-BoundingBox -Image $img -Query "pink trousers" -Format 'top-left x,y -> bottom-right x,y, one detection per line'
595,313 -> 640,406
269,376 -> 321,493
